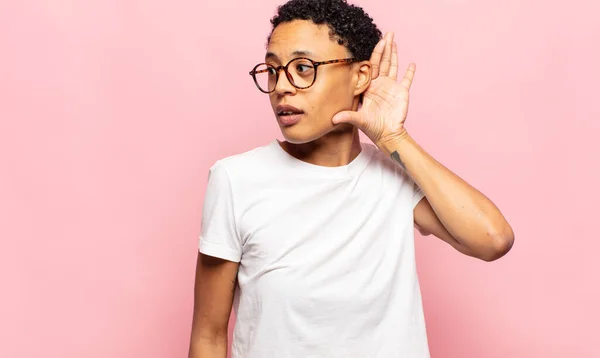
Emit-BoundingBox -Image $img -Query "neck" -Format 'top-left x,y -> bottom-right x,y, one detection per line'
280,125 -> 363,167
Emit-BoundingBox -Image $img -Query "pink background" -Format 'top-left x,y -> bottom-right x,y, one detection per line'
1,0 -> 599,357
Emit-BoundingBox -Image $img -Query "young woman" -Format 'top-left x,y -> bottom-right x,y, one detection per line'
189,1 -> 514,357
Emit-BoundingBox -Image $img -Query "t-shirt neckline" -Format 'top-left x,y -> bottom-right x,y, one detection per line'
270,139 -> 374,178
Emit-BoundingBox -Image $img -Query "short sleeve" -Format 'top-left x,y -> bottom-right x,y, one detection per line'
198,161 -> 242,262
412,182 -> 425,209
398,164 -> 426,209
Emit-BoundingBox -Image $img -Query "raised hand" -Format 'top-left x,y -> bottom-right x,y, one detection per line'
332,32 -> 416,147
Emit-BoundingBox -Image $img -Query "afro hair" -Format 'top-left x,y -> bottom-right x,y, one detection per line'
268,0 -> 382,61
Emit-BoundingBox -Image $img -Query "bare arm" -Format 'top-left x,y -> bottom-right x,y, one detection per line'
188,252 -> 239,358
380,134 -> 514,262
330,32 -> 514,262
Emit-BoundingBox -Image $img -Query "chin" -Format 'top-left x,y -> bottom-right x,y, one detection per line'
281,123 -> 355,144
279,124 -> 329,144
280,128 -> 320,144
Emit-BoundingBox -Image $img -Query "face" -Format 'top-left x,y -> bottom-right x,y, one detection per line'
262,20 -> 370,144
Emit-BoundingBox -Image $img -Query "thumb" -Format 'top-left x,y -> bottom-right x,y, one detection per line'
332,110 -> 365,128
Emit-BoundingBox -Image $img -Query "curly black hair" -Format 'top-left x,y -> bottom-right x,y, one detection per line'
268,0 -> 382,62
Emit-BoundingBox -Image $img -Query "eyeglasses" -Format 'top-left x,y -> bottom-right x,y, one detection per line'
249,57 -> 358,94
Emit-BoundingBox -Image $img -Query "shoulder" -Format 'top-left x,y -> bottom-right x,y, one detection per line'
209,141 -> 279,182
362,142 -> 399,172
362,142 -> 416,184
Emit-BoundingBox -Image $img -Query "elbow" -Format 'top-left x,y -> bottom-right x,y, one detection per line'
480,225 -> 515,262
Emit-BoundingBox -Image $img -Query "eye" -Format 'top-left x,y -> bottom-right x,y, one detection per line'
296,63 -> 313,73
266,67 -> 277,76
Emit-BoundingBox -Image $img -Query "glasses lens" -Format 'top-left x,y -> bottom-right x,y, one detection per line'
287,58 -> 316,89
253,64 -> 277,93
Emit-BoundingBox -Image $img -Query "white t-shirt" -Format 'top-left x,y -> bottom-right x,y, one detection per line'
199,140 -> 430,358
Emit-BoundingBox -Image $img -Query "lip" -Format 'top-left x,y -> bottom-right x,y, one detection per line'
277,113 -> 304,126
275,104 -> 305,126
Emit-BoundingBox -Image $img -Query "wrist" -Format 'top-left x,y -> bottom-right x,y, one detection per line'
375,129 -> 411,156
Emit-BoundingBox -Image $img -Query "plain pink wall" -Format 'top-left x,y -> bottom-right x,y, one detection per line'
1,0 -> 598,357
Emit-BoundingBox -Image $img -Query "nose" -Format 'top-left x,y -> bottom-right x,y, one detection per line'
273,68 -> 296,95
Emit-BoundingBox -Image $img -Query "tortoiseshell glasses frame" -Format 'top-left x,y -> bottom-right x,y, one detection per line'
249,57 -> 359,94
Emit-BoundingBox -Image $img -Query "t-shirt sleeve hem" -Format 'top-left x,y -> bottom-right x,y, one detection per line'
413,189 -> 426,209
198,238 -> 241,263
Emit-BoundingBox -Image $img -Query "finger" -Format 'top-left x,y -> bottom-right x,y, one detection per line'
379,32 -> 394,77
400,63 -> 416,91
332,110 -> 365,128
369,38 -> 386,79
389,42 -> 399,80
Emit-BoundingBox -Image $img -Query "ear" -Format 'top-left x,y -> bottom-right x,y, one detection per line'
353,61 -> 372,97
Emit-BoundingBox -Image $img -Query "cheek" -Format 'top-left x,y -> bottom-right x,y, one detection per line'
269,94 -> 277,108
311,78 -> 355,115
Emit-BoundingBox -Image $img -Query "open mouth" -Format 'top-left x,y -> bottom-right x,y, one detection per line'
276,107 -> 304,116
278,110 -> 303,116
276,105 -> 305,126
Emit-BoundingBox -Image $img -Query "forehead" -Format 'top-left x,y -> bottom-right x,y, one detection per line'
267,20 -> 348,60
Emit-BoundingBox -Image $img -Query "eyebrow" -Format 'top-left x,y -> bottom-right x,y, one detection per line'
265,50 -> 316,60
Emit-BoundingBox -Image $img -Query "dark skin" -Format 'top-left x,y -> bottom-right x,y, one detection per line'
189,20 -> 514,358
266,20 -> 371,167
331,30 -> 514,261
188,254 -> 237,358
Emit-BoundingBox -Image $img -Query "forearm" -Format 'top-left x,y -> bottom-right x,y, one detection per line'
378,131 -> 514,256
